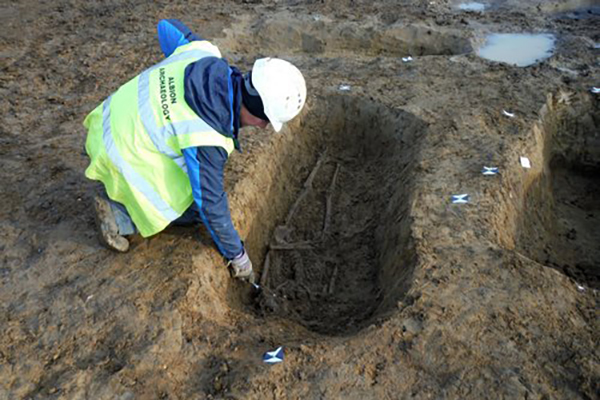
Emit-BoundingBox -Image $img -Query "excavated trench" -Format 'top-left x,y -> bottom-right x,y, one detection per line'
516,93 -> 600,289
220,13 -> 472,57
242,95 -> 425,335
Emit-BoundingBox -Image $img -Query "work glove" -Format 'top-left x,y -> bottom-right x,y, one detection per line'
230,249 -> 255,283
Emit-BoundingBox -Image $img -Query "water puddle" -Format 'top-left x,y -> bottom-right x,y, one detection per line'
458,2 -> 485,12
477,33 -> 556,67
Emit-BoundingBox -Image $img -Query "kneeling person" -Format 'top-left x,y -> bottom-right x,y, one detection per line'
83,19 -> 306,281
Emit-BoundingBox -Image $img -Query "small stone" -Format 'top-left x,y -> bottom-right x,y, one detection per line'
119,392 -> 135,400
214,379 -> 223,391
402,318 -> 423,335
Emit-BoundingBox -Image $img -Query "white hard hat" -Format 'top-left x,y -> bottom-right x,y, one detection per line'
251,58 -> 307,132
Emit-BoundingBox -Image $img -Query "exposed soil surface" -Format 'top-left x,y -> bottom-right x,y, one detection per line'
1,0 -> 599,399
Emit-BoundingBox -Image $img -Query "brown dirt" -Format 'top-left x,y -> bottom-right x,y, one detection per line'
1,0 -> 599,399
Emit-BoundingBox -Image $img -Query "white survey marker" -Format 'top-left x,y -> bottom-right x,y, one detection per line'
338,84 -> 351,91
591,87 -> 600,94
502,110 -> 515,118
482,166 -> 499,175
451,194 -> 470,204
402,56 -> 413,62
520,157 -> 531,168
263,347 -> 284,364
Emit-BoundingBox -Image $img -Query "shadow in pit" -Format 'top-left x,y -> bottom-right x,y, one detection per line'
229,95 -> 427,336
517,93 -> 600,289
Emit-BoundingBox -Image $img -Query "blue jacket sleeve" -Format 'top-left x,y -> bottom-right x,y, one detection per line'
157,19 -> 204,58
182,146 -> 243,260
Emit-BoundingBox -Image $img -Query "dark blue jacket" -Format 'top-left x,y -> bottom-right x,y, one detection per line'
158,19 -> 243,260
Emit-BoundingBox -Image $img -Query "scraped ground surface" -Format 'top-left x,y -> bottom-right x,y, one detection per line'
0,0 -> 599,399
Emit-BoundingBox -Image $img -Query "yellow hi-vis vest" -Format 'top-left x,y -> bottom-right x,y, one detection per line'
83,41 -> 235,237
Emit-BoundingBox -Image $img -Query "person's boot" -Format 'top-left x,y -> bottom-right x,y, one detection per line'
93,196 -> 130,252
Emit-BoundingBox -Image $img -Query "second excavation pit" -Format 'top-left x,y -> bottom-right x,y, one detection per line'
516,93 -> 600,289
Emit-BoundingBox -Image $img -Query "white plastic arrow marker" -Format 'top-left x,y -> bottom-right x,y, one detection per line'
263,347 -> 284,364
451,194 -> 470,204
482,166 -> 499,175
520,157 -> 531,169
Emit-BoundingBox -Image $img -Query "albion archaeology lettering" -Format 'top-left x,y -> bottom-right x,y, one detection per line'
159,67 -> 177,121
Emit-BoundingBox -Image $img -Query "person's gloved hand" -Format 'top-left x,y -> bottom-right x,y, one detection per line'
230,249 -> 255,283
